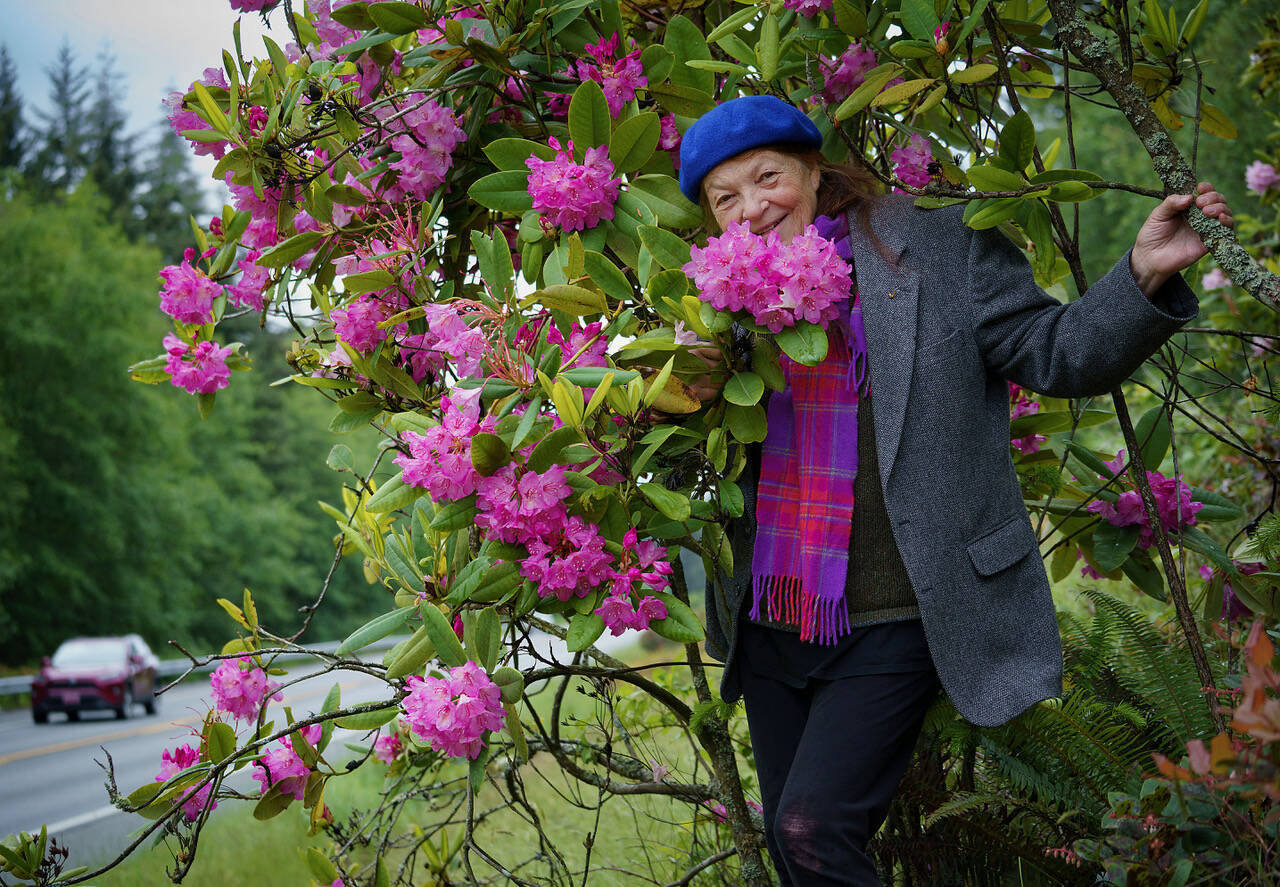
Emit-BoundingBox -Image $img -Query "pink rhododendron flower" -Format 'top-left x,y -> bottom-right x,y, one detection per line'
1204,560 -> 1267,620
1086,460 -> 1204,549
659,115 -> 682,168
596,592 -> 668,636
526,137 -> 621,232
934,21 -> 951,53
890,134 -> 933,190
162,68 -> 232,158
395,388 -> 495,501
649,760 -> 669,782
705,800 -> 728,822
784,0 -> 832,16
230,0 -> 276,11
682,221 -> 852,333
331,297 -> 390,354
163,335 -> 234,395
378,100 -> 466,201
252,724 -> 321,800
672,321 -> 699,345
226,251 -> 271,312
1201,267 -> 1231,291
159,249 -> 222,324
209,656 -> 282,721
1245,161 -> 1280,196
575,33 -> 647,117
821,42 -> 878,104
1008,383 -> 1046,453
155,744 -> 215,821
1078,551 -> 1105,580
373,729 -> 403,764
398,302 -> 488,382
401,661 -> 505,760
523,515 -> 615,601
475,463 -> 572,545
245,105 -> 269,134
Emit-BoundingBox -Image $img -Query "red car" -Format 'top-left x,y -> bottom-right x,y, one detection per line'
31,635 -> 160,723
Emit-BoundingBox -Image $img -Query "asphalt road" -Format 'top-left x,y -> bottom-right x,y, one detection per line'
0,629 -> 629,870
0,661 -> 394,869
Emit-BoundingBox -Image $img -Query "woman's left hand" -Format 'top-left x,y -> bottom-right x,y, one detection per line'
1129,181 -> 1234,297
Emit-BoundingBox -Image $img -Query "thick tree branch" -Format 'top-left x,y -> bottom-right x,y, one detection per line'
1045,0 -> 1280,312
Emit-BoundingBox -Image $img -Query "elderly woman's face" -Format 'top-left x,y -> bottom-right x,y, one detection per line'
702,148 -> 820,244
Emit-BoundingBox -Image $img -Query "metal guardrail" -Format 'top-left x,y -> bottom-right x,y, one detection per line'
0,637 -> 398,699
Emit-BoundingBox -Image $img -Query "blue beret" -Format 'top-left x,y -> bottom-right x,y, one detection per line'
678,95 -> 822,203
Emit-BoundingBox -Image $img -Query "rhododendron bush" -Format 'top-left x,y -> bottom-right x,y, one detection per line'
5,1 -> 1276,886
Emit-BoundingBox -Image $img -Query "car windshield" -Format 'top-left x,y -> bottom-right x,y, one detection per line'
51,640 -> 128,669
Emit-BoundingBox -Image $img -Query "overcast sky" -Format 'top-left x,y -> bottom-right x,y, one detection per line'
5,0 -> 278,183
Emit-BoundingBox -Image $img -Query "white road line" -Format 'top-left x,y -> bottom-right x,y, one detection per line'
38,805 -> 120,835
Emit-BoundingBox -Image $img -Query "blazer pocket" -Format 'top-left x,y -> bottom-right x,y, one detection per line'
966,513 -> 1037,577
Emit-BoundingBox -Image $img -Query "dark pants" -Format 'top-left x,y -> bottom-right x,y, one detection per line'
741,667 -> 941,886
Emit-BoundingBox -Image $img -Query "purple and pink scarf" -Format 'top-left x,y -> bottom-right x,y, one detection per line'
749,214 -> 868,644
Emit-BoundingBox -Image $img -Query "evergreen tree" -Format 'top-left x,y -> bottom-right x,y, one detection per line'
25,40 -> 89,195
83,49 -> 140,234
135,118 -> 208,262
0,45 -> 25,171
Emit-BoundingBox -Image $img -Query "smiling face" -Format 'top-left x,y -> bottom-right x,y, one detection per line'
702,148 -> 821,244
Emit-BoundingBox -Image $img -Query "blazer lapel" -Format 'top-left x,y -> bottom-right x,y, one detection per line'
849,205 -> 919,486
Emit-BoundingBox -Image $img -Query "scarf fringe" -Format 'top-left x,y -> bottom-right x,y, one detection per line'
750,574 -> 853,645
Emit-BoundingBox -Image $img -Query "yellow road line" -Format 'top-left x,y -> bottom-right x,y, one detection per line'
0,678 -> 373,768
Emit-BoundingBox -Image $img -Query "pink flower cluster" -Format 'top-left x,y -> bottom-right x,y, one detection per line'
526,137 -> 621,232
379,100 -> 466,202
522,514 -> 615,601
659,115 -> 682,168
401,661 -> 505,759
1086,450 -> 1204,549
1200,268 -> 1231,291
576,33 -> 647,117
230,0 -> 276,11
395,388 -> 496,501
252,723 -> 321,800
400,302 -> 488,382
1245,161 -> 1280,196
332,296 -> 390,354
595,529 -> 671,636
1008,382 -> 1047,455
159,249 -> 222,324
209,656 -> 282,721
162,68 -> 231,159
682,221 -> 853,333
373,729 -> 403,764
784,0 -> 832,16
821,43 -> 878,104
163,335 -> 234,395
890,134 -> 933,190
155,744 -> 215,821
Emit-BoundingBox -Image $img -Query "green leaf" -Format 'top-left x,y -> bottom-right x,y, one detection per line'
567,612 -> 606,651
470,431 -> 511,476
648,82 -> 716,118
775,323 -> 828,364
470,230 -> 514,302
419,601 -> 467,667
718,478 -> 744,518
336,605 -> 415,654
638,226 -> 692,271
630,175 -> 702,228
1135,404 -> 1171,469
1092,522 -> 1141,573
723,371 -> 764,406
1189,487 -> 1244,522
492,666 -> 524,704
954,0 -> 993,44
528,425 -> 583,472
429,498 -> 479,532
900,0 -> 941,40
253,786 -> 294,820
568,80 -> 610,153
664,14 -> 715,94
640,44 -> 674,83
756,12 -> 779,81
1181,526 -> 1234,572
470,560 -> 525,603
483,137 -> 556,171
257,231 -> 323,268
333,704 -> 400,731
469,171 -> 533,213
365,475 -> 427,513
470,607 -> 501,672
639,482 -> 691,521
999,110 -> 1037,172
1122,553 -> 1167,602
522,284 -> 608,315
966,164 -> 1026,192
870,77 -> 936,107
583,251 -> 633,302
648,592 -> 705,643
966,197 -> 1023,229
1009,408 -> 1114,436
834,64 -> 901,120
707,5 -> 759,42
383,627 -> 436,679
608,112 -> 660,174
725,402 -> 767,443
206,721 -> 237,763
367,1 -> 428,33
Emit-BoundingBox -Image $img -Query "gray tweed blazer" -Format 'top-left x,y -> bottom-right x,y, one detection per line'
704,195 -> 1198,728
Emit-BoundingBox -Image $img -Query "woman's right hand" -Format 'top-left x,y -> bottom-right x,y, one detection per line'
687,346 -> 726,405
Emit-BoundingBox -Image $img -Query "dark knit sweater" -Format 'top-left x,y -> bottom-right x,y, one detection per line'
750,392 -> 920,632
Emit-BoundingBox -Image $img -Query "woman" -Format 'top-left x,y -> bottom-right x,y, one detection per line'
678,95 -> 1233,886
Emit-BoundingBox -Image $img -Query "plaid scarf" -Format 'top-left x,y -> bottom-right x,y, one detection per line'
749,214 -> 868,643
